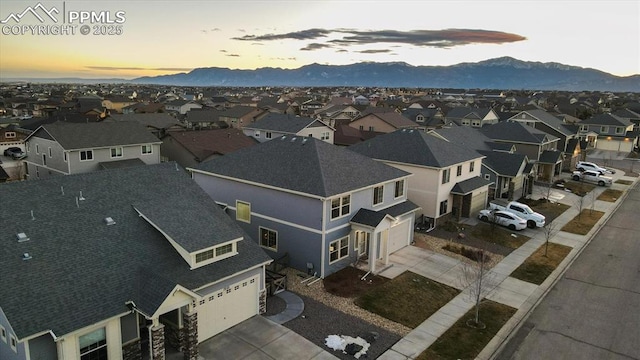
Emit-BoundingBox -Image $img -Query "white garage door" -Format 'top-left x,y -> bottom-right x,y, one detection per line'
469,190 -> 487,216
388,220 -> 410,254
196,276 -> 258,342
596,139 -> 620,151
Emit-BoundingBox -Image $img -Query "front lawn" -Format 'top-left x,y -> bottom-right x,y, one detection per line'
560,210 -> 604,235
416,301 -> 516,360
615,179 -> 633,185
470,223 -> 529,249
597,189 -> 623,202
323,266 -> 389,298
510,243 -> 572,285
520,198 -> 571,224
563,180 -> 596,196
355,271 -> 459,328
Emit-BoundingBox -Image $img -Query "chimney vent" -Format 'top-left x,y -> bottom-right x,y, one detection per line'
104,217 -> 116,226
22,253 -> 32,261
17,232 -> 30,242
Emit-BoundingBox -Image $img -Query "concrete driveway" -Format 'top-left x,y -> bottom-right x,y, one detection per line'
196,315 -> 338,360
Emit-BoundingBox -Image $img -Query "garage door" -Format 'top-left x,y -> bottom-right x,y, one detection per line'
469,190 -> 487,216
196,276 -> 258,342
596,139 -> 619,151
388,220 -> 410,254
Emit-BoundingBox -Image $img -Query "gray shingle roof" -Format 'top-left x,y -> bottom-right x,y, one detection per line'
349,129 -> 483,168
514,109 -> 574,136
108,113 -> 181,129
433,126 -> 493,151
0,163 -> 271,339
29,121 -> 161,150
477,150 -> 527,177
451,176 -> 493,195
350,201 -> 420,227
538,150 -> 564,164
194,136 -> 409,198
580,113 -> 632,127
480,121 -> 558,144
243,113 -> 323,133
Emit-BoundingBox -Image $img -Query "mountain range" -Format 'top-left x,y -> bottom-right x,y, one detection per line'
129,57 -> 639,92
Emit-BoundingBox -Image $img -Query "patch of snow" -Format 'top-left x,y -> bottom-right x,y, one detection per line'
324,334 -> 371,359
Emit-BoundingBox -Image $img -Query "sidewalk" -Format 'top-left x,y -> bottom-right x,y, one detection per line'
378,171 -> 638,359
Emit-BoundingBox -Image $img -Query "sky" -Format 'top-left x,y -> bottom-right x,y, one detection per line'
0,0 -> 638,80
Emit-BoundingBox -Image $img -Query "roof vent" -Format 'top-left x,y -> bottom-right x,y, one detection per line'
17,232 -> 30,242
302,138 -> 308,144
22,253 -> 32,261
291,137 -> 297,142
104,217 -> 116,226
281,136 -> 287,140
79,191 -> 86,201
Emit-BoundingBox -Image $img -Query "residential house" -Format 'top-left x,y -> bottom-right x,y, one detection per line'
107,113 -> 185,138
190,137 -> 419,277
185,109 -> 224,130
242,113 -> 335,144
612,108 -> 640,131
578,113 -> 639,152
401,108 -> 446,129
0,126 -> 28,180
433,126 -> 531,201
0,163 -> 272,360
121,102 -> 166,114
216,106 -> 267,129
23,122 -> 161,180
350,129 -> 490,227
164,100 -> 202,115
445,107 -> 500,128
161,129 -> 257,168
102,96 -> 137,113
349,110 -> 417,133
507,109 -> 580,171
481,121 -> 561,181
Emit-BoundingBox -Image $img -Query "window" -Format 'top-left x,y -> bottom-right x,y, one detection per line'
470,161 -> 475,172
321,131 -> 330,140
615,127 -> 624,134
80,150 -> 93,161
471,120 -> 481,127
195,249 -> 214,263
439,200 -> 448,216
5,131 -> 16,138
462,119 -> 470,126
254,130 -> 261,137
0,325 -> 6,343
331,195 -> 350,219
42,154 -> 47,166
329,237 -> 349,263
373,185 -> 384,205
394,179 -> 404,198
484,173 -> 491,180
600,126 -> 608,133
359,125 -> 364,130
10,334 -> 17,352
47,147 -> 52,157
64,152 -> 68,162
110,147 -> 123,158
579,125 -> 588,132
368,126 -> 375,132
236,201 -> 251,223
36,144 -> 39,154
79,328 -> 107,360
456,165 -> 462,176
260,227 -> 277,250
442,168 -> 450,184
215,243 -> 233,256
265,132 -> 272,139
141,144 -> 153,154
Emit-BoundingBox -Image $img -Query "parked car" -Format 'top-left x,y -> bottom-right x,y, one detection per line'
576,161 -> 615,175
478,209 -> 527,231
572,170 -> 613,186
488,200 -> 545,228
3,147 -> 26,160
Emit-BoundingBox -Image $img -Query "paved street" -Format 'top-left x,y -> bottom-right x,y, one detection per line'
496,181 -> 640,360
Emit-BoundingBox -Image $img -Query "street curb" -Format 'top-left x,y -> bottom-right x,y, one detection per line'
479,176 -> 639,360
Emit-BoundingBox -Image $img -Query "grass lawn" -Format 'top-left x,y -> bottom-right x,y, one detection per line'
510,243 -> 572,285
416,301 -> 516,360
561,209 -> 604,235
521,198 -> 571,223
615,179 -> 633,185
355,271 -> 459,328
597,189 -> 623,202
323,266 -> 389,298
470,223 -> 529,249
564,180 -> 596,196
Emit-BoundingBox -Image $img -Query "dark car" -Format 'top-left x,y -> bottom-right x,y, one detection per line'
3,147 -> 26,160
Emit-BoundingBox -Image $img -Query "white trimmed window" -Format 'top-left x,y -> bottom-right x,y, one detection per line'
0,325 -> 6,343
330,195 -> 350,219
394,179 -> 404,198
457,165 -> 462,176
110,147 -> 123,158
10,334 -> 17,352
470,161 -> 475,172
259,227 -> 277,250
484,173 -> 491,180
79,327 -> 106,360
266,132 -> 272,139
236,201 -> 251,223
615,127 -> 624,134
64,152 -> 68,162
35,144 -> 39,154
80,150 -> 94,161
600,126 -> 608,133
5,131 -> 16,138
329,237 -> 349,263
195,249 -> 214,263
141,144 -> 153,154
442,168 -> 451,184
373,185 -> 384,205
579,125 -> 588,132
321,131 -> 330,140
439,200 -> 448,216
215,243 -> 233,257
254,130 -> 261,138
48,147 -> 52,157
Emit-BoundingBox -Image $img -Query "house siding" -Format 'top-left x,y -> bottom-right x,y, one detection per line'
28,333 -> 57,360
0,307 -> 27,360
349,115 -> 397,133
58,315 -> 123,360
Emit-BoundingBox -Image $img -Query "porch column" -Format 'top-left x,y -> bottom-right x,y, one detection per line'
149,324 -> 165,360
182,311 -> 198,360
370,231 -> 378,273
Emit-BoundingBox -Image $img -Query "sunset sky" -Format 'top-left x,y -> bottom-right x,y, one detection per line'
0,0 -> 638,80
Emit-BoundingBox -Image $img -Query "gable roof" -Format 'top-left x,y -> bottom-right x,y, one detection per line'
349,129 -> 483,168
194,136 -> 409,198
510,109 -> 574,137
433,126 -> 494,151
580,113 -> 632,127
108,113 -> 182,130
243,113 -> 330,133
477,150 -> 527,176
0,163 -> 270,340
480,121 -> 558,145
164,129 -> 258,161
451,176 -> 493,195
27,121 -> 161,150
354,111 -> 416,129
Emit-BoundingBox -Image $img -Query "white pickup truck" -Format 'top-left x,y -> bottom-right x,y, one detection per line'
572,170 -> 613,186
488,200 -> 546,228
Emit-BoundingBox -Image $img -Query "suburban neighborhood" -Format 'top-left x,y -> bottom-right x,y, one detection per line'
1,83 -> 639,360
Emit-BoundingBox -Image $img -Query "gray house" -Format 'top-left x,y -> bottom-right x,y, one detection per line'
578,113 -> 638,152
190,136 -> 419,278
242,113 -> 335,144
23,122 -> 161,180
0,163 -> 271,360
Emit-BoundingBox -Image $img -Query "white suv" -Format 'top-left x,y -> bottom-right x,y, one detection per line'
576,161 -> 615,175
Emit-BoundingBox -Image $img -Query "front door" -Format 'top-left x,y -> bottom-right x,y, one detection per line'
356,231 -> 369,258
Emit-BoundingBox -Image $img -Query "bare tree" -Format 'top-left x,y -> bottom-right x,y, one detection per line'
588,188 -> 598,214
459,251 -> 496,328
542,221 -> 557,257
574,193 -> 586,220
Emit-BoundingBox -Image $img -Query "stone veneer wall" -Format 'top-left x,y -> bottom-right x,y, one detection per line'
182,312 -> 198,360
150,325 -> 165,360
259,289 -> 267,314
122,339 -> 142,360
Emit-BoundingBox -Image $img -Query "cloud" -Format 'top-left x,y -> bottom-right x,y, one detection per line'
233,28 -> 331,41
219,49 -> 227,53
300,43 -> 333,51
233,28 -> 526,50
356,49 -> 392,54
336,49 -> 348,53
270,57 -> 297,61
226,54 -> 240,57
85,66 -> 192,71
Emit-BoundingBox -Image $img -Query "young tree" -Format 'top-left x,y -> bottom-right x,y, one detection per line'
542,221 -> 557,257
459,250 -> 496,328
575,192 -> 586,220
